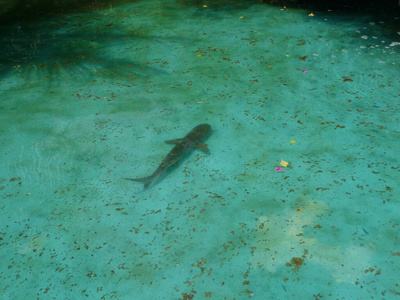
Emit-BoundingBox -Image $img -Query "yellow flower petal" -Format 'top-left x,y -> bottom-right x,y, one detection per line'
290,140 -> 296,144
280,159 -> 289,167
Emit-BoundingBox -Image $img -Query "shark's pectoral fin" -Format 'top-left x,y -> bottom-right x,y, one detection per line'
125,176 -> 153,189
165,138 -> 182,144
196,143 -> 210,154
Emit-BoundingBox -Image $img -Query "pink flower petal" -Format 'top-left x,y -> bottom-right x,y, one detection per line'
302,69 -> 308,73
275,167 -> 284,172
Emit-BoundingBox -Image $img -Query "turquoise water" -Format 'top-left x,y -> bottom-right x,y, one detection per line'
1,1 -> 400,299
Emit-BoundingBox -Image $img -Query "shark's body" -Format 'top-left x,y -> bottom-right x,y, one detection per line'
126,124 -> 211,189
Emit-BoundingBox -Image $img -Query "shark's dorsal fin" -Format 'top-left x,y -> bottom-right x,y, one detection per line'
165,139 -> 182,144
196,143 -> 210,154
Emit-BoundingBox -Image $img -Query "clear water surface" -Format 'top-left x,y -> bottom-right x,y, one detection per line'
1,0 -> 399,299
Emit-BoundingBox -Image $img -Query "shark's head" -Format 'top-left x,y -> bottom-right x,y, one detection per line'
190,124 -> 211,141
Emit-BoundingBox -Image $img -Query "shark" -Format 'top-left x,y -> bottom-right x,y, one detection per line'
125,124 -> 211,189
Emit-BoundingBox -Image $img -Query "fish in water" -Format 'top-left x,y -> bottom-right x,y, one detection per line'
125,124 -> 211,189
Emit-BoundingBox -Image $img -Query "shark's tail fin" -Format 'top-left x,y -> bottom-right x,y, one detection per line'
125,176 -> 154,189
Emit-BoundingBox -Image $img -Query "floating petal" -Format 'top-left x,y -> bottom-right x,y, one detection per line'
280,159 -> 289,167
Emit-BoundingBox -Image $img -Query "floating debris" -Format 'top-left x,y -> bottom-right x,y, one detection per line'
280,159 -> 289,167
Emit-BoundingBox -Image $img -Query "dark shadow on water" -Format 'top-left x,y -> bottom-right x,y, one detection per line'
0,3 -> 178,82
0,0 -> 136,24
0,0 -> 398,80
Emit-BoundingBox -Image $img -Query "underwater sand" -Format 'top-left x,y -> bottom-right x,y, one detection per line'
1,1 -> 400,299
